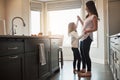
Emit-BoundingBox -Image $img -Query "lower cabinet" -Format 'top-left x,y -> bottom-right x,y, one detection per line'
24,52 -> 38,80
113,51 -> 120,80
109,35 -> 120,80
109,48 -> 114,73
0,54 -> 24,80
50,38 -> 60,73
38,38 -> 51,80
0,37 -> 60,80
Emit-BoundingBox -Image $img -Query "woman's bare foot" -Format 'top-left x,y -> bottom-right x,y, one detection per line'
78,71 -> 91,77
80,69 -> 86,73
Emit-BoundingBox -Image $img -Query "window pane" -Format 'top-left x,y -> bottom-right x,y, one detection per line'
30,11 -> 40,35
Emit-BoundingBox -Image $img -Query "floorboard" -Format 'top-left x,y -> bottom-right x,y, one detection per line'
49,61 -> 114,80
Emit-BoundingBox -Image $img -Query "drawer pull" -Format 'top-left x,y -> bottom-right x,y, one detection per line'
9,56 -> 18,59
111,41 -> 115,43
115,44 -> 119,45
8,47 -> 18,50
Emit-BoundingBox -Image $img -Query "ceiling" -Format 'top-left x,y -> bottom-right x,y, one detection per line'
34,0 -> 76,2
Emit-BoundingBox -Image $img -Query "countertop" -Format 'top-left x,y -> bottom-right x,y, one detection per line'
0,35 -> 63,39
110,33 -> 120,37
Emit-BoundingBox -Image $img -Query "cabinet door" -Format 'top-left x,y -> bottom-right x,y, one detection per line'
24,52 -> 38,80
51,39 -> 59,73
38,39 -> 51,79
0,54 -> 24,80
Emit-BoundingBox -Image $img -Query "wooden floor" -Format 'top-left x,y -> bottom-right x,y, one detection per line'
49,61 -> 114,80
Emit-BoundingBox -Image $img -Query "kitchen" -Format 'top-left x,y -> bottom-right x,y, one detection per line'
0,0 -> 120,80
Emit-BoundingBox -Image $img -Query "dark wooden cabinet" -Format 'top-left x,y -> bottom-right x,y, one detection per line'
0,38 -> 24,80
38,38 -> 51,80
0,36 -> 60,80
24,52 -> 38,80
24,38 -> 40,80
24,38 -> 51,80
0,54 -> 24,80
50,38 -> 60,73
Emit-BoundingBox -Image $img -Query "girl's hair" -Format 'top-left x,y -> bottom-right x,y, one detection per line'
86,1 -> 99,20
68,22 -> 75,35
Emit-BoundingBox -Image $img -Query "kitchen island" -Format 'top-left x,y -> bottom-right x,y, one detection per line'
0,35 -> 61,80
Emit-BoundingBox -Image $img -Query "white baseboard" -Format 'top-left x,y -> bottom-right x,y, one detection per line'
91,58 -> 105,64
64,58 -> 105,64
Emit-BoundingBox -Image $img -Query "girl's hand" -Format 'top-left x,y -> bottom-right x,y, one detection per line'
77,16 -> 81,20
77,15 -> 83,26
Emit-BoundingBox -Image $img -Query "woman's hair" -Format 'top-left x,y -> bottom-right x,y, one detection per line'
86,1 -> 99,20
68,22 -> 75,35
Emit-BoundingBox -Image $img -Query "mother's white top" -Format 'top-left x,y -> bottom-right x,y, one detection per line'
81,15 -> 96,41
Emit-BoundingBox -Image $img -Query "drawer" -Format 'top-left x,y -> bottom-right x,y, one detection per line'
25,38 -> 50,52
25,38 -> 40,52
110,36 -> 120,51
0,39 -> 24,56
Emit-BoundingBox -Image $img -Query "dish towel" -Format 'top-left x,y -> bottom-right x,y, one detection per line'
39,43 -> 46,65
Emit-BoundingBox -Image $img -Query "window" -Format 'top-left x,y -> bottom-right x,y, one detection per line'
47,8 -> 82,47
30,10 -> 40,35
30,2 -> 42,35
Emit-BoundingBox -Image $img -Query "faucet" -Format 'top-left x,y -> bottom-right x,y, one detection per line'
11,17 -> 26,35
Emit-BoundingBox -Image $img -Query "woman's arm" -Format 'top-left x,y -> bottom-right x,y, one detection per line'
84,16 -> 98,34
77,16 -> 83,26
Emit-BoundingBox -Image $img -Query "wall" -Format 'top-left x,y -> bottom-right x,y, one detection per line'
0,0 -> 6,35
5,0 -> 30,35
90,0 -> 106,64
0,0 -> 5,20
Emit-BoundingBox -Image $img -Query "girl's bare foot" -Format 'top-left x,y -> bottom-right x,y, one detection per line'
73,69 -> 77,74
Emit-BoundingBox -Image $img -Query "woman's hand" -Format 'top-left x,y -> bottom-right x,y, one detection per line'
84,30 -> 88,34
84,28 -> 91,34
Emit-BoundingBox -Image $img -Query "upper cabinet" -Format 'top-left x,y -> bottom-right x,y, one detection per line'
108,0 -> 120,35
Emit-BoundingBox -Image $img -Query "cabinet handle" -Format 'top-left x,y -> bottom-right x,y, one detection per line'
111,41 -> 115,43
115,44 -> 119,45
9,56 -> 18,59
8,47 -> 18,50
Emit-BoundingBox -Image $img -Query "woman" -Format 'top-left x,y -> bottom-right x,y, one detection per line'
77,1 -> 99,77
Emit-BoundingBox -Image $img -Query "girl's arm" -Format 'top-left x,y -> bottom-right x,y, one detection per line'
71,31 -> 84,39
76,19 -> 79,28
77,16 -> 83,26
78,32 -> 84,39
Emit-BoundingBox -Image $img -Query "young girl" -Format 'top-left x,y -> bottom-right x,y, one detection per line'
68,21 -> 84,74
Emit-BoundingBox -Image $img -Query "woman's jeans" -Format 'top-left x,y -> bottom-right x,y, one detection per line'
80,36 -> 92,71
72,48 -> 81,71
